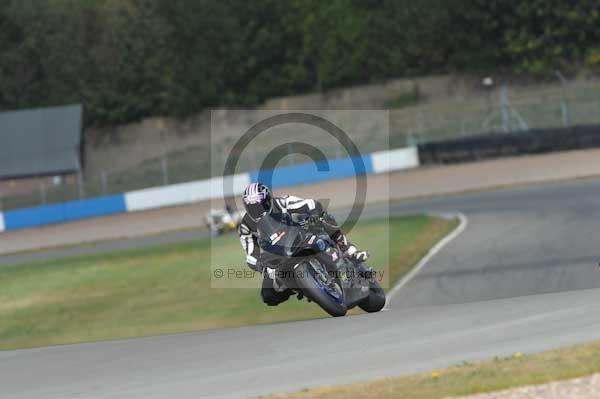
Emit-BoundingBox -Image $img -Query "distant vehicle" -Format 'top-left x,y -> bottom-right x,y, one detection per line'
206,207 -> 243,236
257,213 -> 386,316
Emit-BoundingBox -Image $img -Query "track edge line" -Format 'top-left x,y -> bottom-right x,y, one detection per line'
383,212 -> 468,310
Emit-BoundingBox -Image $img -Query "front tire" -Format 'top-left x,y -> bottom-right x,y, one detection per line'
294,262 -> 347,317
358,279 -> 386,313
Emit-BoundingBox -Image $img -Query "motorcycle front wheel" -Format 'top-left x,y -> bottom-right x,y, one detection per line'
294,261 -> 347,317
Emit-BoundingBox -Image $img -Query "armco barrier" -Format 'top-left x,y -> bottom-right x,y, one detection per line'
417,124 -> 600,165
0,147 -> 418,232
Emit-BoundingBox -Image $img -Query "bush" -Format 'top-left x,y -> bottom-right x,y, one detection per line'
1,0 -> 600,128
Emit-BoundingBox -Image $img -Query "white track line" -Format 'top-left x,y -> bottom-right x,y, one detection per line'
383,212 -> 468,310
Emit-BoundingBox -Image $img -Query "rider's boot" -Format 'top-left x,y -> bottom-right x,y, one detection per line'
334,235 -> 377,281
335,234 -> 369,263
321,212 -> 370,263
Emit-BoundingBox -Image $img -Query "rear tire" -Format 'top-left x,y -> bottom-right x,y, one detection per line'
359,279 -> 386,313
294,262 -> 347,317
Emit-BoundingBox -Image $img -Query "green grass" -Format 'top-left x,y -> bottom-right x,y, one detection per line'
0,215 -> 456,350
269,340 -> 600,399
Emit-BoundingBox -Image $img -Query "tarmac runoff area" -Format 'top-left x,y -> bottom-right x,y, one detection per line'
3,176 -> 600,398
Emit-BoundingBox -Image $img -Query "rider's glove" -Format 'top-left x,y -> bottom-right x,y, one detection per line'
308,207 -> 321,217
346,245 -> 369,262
246,254 -> 264,273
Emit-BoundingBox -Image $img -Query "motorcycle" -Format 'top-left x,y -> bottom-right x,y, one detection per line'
256,213 -> 386,317
205,208 -> 243,236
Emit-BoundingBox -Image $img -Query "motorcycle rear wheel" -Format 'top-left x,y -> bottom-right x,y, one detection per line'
358,279 -> 386,313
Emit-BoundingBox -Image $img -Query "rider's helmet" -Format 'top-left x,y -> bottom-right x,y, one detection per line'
242,182 -> 272,220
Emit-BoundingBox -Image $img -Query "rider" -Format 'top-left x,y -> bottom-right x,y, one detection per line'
238,182 -> 369,306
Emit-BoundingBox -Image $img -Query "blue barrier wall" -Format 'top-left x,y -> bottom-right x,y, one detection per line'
250,155 -> 373,189
3,195 -> 126,231
1,147 -> 419,232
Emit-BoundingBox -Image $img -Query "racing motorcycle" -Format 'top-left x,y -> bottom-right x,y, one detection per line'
205,208 -> 243,236
257,213 -> 386,317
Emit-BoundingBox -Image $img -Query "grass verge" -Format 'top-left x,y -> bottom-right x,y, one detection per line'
0,215 -> 456,350
267,339 -> 600,399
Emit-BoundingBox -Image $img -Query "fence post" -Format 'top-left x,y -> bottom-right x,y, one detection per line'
416,111 -> 425,138
40,182 -> 47,205
158,121 -> 170,186
406,128 -> 417,147
500,88 -> 510,132
77,172 -> 85,199
560,101 -> 569,127
555,70 -> 570,127
160,134 -> 169,186
101,171 -> 108,196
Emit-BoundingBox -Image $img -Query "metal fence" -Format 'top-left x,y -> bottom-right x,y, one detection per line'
2,78 -> 600,211
393,78 -> 600,146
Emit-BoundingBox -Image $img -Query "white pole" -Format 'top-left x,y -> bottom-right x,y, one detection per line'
555,70 -> 570,127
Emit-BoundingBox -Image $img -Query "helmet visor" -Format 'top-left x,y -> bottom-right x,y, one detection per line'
245,201 -> 271,219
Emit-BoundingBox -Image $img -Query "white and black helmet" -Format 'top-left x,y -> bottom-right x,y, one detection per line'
242,182 -> 272,220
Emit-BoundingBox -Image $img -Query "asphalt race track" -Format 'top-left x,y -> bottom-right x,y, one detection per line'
3,179 -> 600,398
